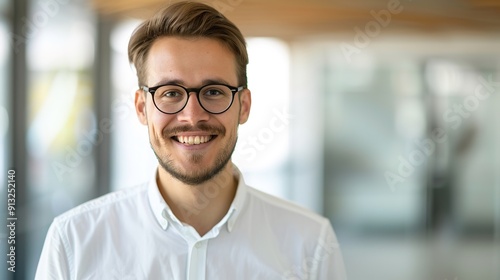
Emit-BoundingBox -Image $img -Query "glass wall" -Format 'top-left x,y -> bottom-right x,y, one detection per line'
0,0 -> 8,175
24,0 -> 95,278
307,36 -> 500,280
0,1 -> 11,279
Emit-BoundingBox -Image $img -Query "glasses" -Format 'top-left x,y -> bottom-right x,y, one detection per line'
141,83 -> 244,114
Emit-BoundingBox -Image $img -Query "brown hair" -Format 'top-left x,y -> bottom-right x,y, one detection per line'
128,1 -> 248,87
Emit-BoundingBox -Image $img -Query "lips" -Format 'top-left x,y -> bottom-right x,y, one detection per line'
174,135 -> 214,145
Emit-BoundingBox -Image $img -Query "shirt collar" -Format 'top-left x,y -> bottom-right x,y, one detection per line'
147,164 -> 248,233
147,168 -> 171,230
226,165 -> 247,232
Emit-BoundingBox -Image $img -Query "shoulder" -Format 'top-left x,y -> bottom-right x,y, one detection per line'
53,184 -> 148,226
242,186 -> 341,266
245,186 -> 331,231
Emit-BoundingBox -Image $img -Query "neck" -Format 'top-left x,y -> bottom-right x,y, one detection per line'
157,162 -> 237,236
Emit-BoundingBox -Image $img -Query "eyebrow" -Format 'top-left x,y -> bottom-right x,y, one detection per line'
151,78 -> 233,87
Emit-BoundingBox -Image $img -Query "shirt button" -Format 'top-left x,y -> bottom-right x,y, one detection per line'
195,242 -> 202,248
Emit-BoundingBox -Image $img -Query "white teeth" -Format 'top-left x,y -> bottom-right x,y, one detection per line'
176,135 -> 212,145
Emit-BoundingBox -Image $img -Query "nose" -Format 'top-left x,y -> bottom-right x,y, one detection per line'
176,92 -> 210,124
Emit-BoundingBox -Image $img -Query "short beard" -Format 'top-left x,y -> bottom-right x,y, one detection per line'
152,136 -> 237,186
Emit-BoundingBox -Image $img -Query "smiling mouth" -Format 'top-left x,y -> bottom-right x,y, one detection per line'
172,135 -> 216,145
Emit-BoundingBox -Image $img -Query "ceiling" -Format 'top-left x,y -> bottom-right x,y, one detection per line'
91,0 -> 500,39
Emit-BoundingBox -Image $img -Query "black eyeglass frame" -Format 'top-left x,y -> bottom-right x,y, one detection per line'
141,83 -> 245,114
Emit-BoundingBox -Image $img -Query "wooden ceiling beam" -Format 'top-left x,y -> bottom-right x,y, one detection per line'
91,0 -> 500,37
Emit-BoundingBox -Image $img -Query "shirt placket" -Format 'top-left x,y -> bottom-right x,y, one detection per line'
186,239 -> 208,280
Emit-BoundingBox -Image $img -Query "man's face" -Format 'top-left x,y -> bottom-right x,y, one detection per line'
135,37 -> 251,185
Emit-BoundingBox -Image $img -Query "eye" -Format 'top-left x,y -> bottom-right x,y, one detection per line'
156,86 -> 185,99
204,89 -> 223,96
163,90 -> 182,97
202,86 -> 230,100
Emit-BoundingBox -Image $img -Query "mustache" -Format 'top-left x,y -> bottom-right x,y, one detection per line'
163,123 -> 226,137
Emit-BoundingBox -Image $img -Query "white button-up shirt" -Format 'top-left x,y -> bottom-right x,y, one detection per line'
35,166 -> 346,280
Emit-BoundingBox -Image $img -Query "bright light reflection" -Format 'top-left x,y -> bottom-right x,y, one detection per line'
233,37 -> 291,198
27,72 -> 79,158
233,38 -> 290,171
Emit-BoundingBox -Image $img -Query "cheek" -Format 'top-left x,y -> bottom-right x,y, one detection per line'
223,117 -> 240,138
147,108 -> 172,136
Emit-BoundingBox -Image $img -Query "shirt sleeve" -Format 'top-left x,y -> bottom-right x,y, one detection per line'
311,221 -> 347,280
35,219 -> 71,280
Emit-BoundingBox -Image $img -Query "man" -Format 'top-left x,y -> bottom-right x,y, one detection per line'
35,2 -> 346,279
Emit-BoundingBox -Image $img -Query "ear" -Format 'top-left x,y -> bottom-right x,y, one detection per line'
238,88 -> 251,124
135,89 -> 148,125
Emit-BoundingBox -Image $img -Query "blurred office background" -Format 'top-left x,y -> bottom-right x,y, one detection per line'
1,0 -> 500,279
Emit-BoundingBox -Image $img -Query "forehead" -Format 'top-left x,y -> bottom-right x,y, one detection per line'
146,36 -> 238,86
